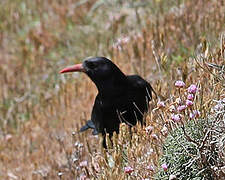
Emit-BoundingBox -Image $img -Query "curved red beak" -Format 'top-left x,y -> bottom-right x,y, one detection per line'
59,64 -> 85,73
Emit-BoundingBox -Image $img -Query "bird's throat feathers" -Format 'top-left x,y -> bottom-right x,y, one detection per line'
93,67 -> 128,97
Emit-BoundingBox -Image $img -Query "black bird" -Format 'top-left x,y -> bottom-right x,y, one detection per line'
60,57 -> 153,147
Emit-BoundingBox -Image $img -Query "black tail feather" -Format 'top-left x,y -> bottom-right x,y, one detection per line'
80,120 -> 98,135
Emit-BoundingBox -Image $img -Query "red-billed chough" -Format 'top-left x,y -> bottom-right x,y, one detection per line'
60,57 -> 154,148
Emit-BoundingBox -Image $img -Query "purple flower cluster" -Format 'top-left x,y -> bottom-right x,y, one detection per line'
170,81 -> 200,122
186,100 -> 193,107
187,94 -> 194,100
175,80 -> 198,94
177,105 -> 186,112
188,84 -> 198,94
175,80 -> 185,88
171,114 -> 182,122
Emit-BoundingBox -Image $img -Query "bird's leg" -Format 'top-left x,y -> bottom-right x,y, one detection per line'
102,134 -> 107,148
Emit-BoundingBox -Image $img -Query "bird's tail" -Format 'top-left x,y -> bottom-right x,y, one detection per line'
80,120 -> 98,135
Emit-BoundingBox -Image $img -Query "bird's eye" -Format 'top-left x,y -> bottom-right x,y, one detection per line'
87,61 -> 97,69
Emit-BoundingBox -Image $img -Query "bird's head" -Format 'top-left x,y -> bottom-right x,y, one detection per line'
60,57 -> 127,94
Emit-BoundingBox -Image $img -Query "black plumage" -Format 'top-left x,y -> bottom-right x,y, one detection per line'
60,57 -> 153,147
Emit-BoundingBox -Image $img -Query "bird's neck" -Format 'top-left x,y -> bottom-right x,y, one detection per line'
96,74 -> 128,98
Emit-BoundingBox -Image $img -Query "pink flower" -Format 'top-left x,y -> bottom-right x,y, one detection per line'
146,165 -> 154,171
124,166 -> 134,174
177,105 -> 187,112
145,126 -> 154,134
5,134 -> 12,141
175,80 -> 185,88
157,101 -> 165,108
188,84 -> 197,94
186,100 -> 193,107
79,161 -> 88,167
161,163 -> 168,171
171,114 -> 182,122
187,94 -> 194,100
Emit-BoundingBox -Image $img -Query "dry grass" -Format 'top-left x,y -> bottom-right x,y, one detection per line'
0,0 -> 225,179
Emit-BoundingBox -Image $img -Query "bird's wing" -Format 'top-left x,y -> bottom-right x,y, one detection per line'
127,75 -> 153,101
